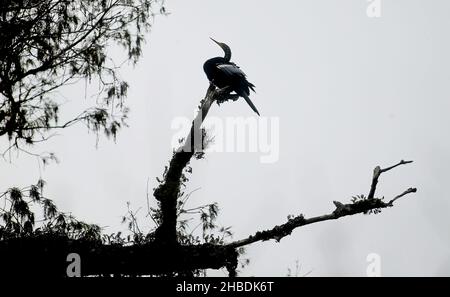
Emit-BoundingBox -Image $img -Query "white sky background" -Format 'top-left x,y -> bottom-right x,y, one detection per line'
1,0 -> 450,276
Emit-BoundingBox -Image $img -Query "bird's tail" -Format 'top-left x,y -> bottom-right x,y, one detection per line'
243,93 -> 260,116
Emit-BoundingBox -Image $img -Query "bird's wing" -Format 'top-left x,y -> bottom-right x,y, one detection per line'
216,63 -> 247,77
216,64 -> 259,115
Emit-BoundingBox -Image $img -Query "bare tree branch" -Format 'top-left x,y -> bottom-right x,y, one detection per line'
153,84 -> 242,245
226,160 -> 417,249
368,159 -> 413,199
388,187 -> 417,205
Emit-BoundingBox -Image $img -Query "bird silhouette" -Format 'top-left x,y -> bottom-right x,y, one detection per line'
203,38 -> 260,116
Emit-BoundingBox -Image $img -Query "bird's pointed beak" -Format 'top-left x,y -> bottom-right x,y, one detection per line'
210,37 -> 221,47
209,37 -> 232,61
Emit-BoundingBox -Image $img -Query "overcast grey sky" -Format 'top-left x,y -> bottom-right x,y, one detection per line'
1,0 -> 450,276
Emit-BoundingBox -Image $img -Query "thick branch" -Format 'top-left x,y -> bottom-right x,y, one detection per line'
0,236 -> 238,277
227,160 -> 417,249
153,84 -> 240,245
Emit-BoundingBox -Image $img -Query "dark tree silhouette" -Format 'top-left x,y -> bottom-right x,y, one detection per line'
150,85 -> 417,275
0,83 -> 417,277
0,2 -> 417,277
0,0 -> 165,154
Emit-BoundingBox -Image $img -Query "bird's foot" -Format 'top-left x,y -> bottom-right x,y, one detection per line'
216,86 -> 232,96
209,85 -> 239,105
216,93 -> 240,105
209,81 -> 218,89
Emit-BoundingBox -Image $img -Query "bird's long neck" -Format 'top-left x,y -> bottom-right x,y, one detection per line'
221,44 -> 232,62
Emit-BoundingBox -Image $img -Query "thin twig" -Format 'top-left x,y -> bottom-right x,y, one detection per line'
368,160 -> 413,199
388,187 -> 417,205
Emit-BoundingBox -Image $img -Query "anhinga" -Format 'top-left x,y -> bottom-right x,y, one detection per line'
203,38 -> 260,116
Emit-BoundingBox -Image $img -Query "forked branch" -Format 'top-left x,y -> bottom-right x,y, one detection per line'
226,160 -> 417,249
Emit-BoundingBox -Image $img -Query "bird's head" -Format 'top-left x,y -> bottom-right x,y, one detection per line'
210,37 -> 231,62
